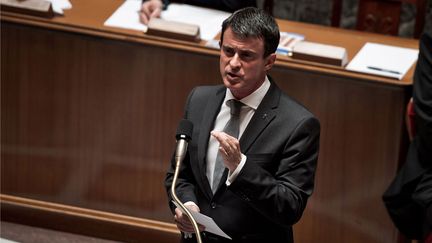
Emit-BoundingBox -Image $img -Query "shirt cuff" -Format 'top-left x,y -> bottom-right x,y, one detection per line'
226,154 -> 246,186
184,201 -> 198,207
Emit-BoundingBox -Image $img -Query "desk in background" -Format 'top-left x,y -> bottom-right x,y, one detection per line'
1,1 -> 418,242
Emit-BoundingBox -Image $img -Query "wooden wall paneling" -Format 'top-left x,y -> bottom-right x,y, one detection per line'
0,22 -> 220,223
269,67 -> 409,243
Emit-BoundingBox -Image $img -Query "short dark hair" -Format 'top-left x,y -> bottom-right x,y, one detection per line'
220,7 -> 280,58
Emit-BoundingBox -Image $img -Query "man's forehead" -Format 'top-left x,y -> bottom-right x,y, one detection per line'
222,31 -> 264,50
222,43 -> 257,53
223,27 -> 263,40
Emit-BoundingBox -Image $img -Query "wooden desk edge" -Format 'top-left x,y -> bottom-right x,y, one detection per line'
0,12 -> 414,87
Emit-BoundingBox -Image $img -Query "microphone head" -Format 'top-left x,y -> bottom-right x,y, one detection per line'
176,119 -> 193,141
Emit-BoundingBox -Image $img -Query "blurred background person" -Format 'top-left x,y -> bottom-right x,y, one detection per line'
140,0 -> 256,24
383,29 -> 432,243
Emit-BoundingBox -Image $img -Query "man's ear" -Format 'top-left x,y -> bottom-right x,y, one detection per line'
264,53 -> 277,71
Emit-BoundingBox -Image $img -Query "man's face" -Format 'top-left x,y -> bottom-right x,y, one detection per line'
220,27 -> 276,99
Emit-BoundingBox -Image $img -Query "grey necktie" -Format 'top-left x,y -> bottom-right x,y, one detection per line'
212,99 -> 243,193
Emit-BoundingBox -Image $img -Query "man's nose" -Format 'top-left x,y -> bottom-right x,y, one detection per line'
229,54 -> 241,69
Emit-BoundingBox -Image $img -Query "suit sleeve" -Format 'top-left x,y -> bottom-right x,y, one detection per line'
221,0 -> 256,11
229,116 -> 320,227
142,0 -> 169,10
162,0 -> 169,9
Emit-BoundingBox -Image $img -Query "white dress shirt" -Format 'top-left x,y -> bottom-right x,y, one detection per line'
206,76 -> 271,187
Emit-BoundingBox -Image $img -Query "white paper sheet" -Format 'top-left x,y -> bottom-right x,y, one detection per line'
346,42 -> 419,80
172,201 -> 231,239
47,0 -> 72,15
104,0 -> 146,32
104,0 -> 231,41
160,4 -> 230,41
276,32 -> 305,56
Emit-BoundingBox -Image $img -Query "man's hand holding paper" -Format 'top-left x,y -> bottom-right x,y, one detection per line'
172,200 -> 232,239
174,202 -> 205,234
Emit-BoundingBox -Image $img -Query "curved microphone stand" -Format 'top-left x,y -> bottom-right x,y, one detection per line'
171,120 -> 202,243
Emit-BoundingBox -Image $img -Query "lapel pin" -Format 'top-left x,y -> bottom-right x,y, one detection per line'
262,113 -> 268,120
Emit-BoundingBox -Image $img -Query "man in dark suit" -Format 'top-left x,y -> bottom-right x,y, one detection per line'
383,30 -> 432,242
165,7 -> 320,243
140,0 -> 256,24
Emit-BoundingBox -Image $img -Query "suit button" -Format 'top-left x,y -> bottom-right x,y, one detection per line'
211,202 -> 216,209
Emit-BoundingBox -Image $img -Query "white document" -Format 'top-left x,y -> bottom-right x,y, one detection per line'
172,201 -> 232,240
104,0 -> 146,32
47,0 -> 72,15
346,42 -> 419,80
160,4 -> 230,41
104,0 -> 230,41
276,32 -> 305,56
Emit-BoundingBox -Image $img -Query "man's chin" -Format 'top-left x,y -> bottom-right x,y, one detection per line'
224,76 -> 242,86
224,82 -> 240,91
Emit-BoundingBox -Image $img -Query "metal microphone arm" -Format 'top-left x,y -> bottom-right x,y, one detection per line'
170,138 -> 203,243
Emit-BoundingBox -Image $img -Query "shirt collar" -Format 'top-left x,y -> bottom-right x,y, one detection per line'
225,76 -> 270,110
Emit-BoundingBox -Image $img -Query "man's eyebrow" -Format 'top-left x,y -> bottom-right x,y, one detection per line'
222,45 -> 257,54
239,49 -> 256,54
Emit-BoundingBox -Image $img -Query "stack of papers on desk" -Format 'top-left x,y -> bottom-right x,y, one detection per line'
160,4 -> 230,41
346,42 -> 419,80
104,0 -> 230,41
276,32 -> 305,56
292,41 -> 348,66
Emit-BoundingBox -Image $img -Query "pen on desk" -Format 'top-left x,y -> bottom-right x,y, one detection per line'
367,66 -> 402,75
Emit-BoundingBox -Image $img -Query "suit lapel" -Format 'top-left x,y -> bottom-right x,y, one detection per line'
209,82 -> 281,196
213,83 -> 281,196
197,86 -> 226,199
240,82 -> 280,153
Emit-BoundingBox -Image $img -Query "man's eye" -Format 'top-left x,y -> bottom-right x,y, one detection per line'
223,48 -> 234,56
240,52 -> 253,60
241,53 -> 251,58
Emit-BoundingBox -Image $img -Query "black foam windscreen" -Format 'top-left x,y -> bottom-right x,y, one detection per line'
175,119 -> 193,141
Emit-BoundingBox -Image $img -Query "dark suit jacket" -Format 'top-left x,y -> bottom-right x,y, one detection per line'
165,80 -> 320,243
383,30 -> 432,240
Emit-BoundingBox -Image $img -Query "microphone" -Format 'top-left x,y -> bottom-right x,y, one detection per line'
170,119 -> 202,243
175,119 -> 193,162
